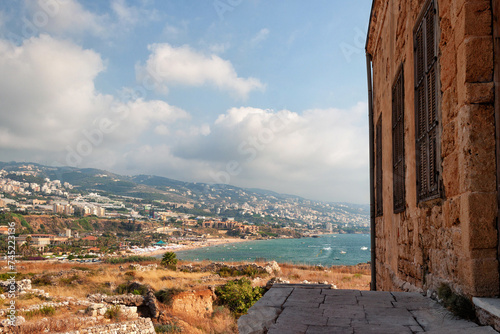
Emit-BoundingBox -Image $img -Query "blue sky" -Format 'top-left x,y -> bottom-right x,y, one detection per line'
0,0 -> 372,203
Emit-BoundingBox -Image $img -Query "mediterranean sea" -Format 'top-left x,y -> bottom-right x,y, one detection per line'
174,234 -> 371,266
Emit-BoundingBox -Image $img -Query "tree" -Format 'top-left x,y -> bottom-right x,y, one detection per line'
161,252 -> 178,268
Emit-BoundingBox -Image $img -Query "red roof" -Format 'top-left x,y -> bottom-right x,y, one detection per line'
83,236 -> 97,241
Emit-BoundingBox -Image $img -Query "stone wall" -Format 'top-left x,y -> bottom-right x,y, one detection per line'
367,0 -> 499,297
62,318 -> 155,334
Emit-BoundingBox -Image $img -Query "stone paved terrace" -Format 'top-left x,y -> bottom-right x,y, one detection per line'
238,284 -> 499,334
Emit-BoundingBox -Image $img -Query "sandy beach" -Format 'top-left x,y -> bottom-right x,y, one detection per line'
133,237 -> 254,257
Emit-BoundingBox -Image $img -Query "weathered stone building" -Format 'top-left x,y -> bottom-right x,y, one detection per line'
366,0 -> 500,297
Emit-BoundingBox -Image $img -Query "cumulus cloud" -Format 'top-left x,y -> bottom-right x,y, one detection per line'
0,35 -> 105,150
119,103 -> 369,203
0,35 -> 188,167
137,43 -> 265,99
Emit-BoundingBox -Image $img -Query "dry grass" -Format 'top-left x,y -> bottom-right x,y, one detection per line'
166,306 -> 238,334
0,260 -> 370,333
278,263 -> 371,290
10,294 -> 51,309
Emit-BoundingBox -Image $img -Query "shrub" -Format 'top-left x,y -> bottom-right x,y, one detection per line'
438,283 -> 476,320
217,265 -> 266,278
215,278 -> 264,317
32,275 -> 52,286
59,274 -> 80,285
0,272 -> 22,280
20,256 -> 46,261
104,256 -> 156,264
155,288 -> 184,305
24,306 -> 56,320
124,271 -> 136,279
116,282 -> 149,295
105,305 -> 122,321
155,322 -> 182,333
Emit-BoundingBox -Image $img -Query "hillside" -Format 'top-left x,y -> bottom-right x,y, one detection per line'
0,161 -> 369,228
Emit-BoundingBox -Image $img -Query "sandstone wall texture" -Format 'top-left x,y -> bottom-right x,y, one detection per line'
367,0 -> 499,297
62,318 -> 155,334
171,289 -> 214,317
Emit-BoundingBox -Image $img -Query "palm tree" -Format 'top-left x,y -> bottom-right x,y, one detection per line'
161,252 -> 178,268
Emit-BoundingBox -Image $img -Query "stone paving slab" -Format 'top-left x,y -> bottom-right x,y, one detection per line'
238,286 -> 500,334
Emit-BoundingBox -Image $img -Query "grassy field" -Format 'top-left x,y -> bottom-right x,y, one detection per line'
2,259 -> 370,333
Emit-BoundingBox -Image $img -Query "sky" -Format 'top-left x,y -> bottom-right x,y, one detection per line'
0,0 -> 372,204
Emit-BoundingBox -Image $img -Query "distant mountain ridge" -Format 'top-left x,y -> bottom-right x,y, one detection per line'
0,161 -> 369,226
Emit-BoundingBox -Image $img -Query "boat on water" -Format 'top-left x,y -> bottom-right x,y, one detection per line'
361,247 -> 368,250
340,251 -> 347,254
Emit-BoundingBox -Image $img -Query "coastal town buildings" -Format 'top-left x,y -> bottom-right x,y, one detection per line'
366,0 -> 500,298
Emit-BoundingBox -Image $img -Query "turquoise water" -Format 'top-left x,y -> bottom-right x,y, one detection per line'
172,234 -> 371,266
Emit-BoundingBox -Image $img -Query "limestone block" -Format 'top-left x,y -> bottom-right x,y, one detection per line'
468,258 -> 499,297
442,119 -> 457,158
455,0 -> 491,48
460,192 -> 497,251
457,36 -> 493,86
457,105 -> 496,193
441,86 -> 458,126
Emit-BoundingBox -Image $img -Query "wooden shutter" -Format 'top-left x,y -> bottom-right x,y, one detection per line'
392,66 -> 405,213
376,117 -> 383,217
414,0 -> 441,203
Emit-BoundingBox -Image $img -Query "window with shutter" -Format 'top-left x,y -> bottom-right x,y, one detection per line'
376,117 -> 383,217
414,0 -> 441,203
392,66 -> 405,213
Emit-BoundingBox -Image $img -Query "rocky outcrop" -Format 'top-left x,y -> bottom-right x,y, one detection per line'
129,263 -> 157,271
265,277 -> 290,289
178,261 -> 281,275
170,289 -> 214,317
87,293 -> 144,306
144,290 -> 160,318
0,279 -> 32,293
85,303 -> 138,319
87,290 -> 159,319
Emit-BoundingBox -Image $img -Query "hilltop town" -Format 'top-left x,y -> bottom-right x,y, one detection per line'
0,162 -> 369,235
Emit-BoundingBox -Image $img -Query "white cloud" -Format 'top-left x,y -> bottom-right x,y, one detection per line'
23,0 -> 157,38
208,42 -> 230,54
0,35 -> 188,168
0,35 -> 105,150
137,43 -> 265,99
110,0 -> 159,28
162,21 -> 188,40
118,103 -> 369,203
154,124 -> 170,136
24,0 -> 107,36
111,0 -> 138,25
250,28 -> 269,46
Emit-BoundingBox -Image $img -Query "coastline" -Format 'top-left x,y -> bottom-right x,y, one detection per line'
135,237 -> 255,257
